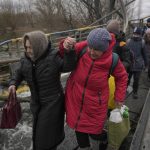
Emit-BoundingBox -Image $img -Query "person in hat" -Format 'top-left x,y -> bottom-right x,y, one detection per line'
8,31 -> 77,150
127,27 -> 147,99
107,19 -> 131,73
142,18 -> 150,36
59,28 -> 128,150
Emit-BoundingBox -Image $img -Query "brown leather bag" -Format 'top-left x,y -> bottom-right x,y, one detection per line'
0,92 -> 22,128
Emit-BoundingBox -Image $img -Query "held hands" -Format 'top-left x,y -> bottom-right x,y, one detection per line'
63,37 -> 76,51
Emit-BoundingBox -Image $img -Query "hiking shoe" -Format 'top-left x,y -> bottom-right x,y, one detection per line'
132,92 -> 138,99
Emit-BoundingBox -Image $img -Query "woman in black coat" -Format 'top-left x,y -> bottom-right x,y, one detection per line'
8,31 -> 76,150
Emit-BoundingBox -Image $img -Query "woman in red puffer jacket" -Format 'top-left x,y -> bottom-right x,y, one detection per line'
59,28 -> 128,150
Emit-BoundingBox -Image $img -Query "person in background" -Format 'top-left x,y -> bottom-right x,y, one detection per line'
8,31 -> 76,150
144,29 -> 150,81
59,28 -> 128,150
106,20 -> 131,112
107,19 -> 131,73
142,18 -> 150,36
127,27 -> 147,99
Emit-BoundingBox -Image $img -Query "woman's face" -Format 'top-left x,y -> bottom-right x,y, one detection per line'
25,39 -> 34,59
88,48 -> 103,59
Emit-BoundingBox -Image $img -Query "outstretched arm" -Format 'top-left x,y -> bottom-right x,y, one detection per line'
59,37 -> 87,58
9,60 -> 24,93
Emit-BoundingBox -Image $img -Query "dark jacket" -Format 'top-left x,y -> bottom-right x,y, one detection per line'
142,25 -> 150,36
9,48 -> 76,149
144,30 -> 150,66
113,41 -> 131,72
126,38 -> 147,71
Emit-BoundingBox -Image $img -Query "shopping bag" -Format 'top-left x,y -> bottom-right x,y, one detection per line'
108,76 -> 115,109
108,110 -> 130,150
0,92 -> 22,129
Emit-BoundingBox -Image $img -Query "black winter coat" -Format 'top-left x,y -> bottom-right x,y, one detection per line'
9,49 -> 76,149
113,41 -> 131,72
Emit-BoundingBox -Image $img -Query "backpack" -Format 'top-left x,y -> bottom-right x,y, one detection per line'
127,39 -> 145,65
129,48 -> 135,65
127,38 -> 145,49
78,46 -> 119,76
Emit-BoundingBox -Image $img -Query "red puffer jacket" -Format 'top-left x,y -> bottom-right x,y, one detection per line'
59,35 -> 128,134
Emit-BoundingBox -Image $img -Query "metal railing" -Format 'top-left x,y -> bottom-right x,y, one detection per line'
0,24 -> 104,64
0,24 -> 105,97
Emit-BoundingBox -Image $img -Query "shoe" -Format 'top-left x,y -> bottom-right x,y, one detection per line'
132,92 -> 138,99
99,141 -> 108,150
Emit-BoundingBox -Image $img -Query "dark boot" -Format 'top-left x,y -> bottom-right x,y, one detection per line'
132,92 -> 138,99
99,141 -> 108,150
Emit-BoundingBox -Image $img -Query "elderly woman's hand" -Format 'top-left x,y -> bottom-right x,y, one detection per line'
63,37 -> 76,51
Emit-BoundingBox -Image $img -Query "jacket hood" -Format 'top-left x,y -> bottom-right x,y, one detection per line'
23,31 -> 48,61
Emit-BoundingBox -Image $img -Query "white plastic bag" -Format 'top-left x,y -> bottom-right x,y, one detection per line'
109,108 -> 122,123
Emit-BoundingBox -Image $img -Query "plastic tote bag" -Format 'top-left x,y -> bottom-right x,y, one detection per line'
108,109 -> 130,150
0,92 -> 22,129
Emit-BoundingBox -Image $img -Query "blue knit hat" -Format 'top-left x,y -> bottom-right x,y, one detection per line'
87,28 -> 112,51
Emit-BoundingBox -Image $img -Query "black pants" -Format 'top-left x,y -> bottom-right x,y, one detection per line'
35,146 -> 57,150
148,66 -> 150,78
128,71 -> 141,93
75,131 -> 107,148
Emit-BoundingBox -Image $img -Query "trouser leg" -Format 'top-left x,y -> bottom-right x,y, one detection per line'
75,131 -> 91,148
35,144 -> 57,150
90,130 -> 108,150
128,71 -> 133,86
133,71 -> 141,93
148,65 -> 150,78
32,115 -> 38,150
50,147 -> 57,150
